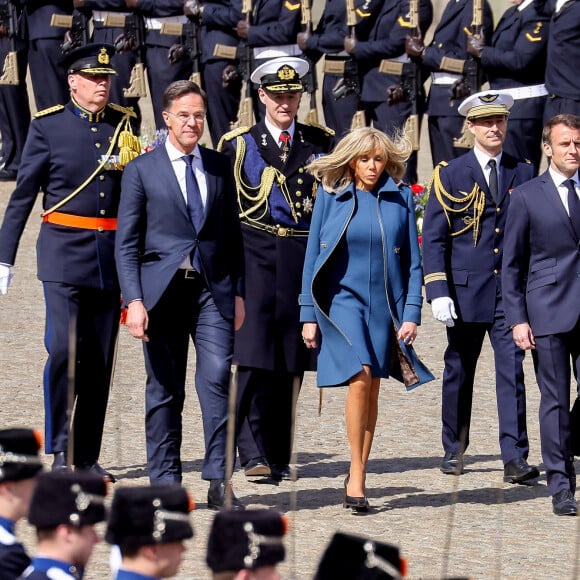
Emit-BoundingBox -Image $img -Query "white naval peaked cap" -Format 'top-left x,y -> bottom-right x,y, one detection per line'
458,90 -> 514,120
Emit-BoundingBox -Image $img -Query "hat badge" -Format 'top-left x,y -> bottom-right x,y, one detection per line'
277,65 -> 297,81
479,94 -> 499,103
98,48 -> 110,65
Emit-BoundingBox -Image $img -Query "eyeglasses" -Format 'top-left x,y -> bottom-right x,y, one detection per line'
165,111 -> 206,124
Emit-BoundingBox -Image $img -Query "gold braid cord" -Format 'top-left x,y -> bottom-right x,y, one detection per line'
233,135 -> 299,224
427,164 -> 486,246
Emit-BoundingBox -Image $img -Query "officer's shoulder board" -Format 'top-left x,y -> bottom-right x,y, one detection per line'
107,102 -> 138,118
217,126 -> 251,151
33,104 -> 65,119
308,122 -> 335,138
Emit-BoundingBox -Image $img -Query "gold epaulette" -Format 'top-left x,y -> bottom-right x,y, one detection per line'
217,126 -> 250,152
107,102 -> 138,118
33,105 -> 64,119
309,122 -> 335,137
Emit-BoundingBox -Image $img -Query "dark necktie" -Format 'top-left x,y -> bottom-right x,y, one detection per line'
564,178 -> 580,238
183,155 -> 203,271
488,159 -> 498,203
279,130 -> 291,163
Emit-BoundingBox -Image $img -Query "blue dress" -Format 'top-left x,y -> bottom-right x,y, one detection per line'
325,188 -> 393,380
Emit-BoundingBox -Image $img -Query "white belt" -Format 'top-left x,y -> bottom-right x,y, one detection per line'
145,15 -> 187,30
431,72 -> 463,85
500,84 -> 548,100
253,44 -> 302,60
93,11 -> 130,23
389,54 -> 410,63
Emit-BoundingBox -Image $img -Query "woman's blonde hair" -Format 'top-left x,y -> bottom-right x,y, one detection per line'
307,126 -> 412,192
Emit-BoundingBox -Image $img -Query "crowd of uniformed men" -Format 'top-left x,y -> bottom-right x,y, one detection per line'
0,0 -> 580,577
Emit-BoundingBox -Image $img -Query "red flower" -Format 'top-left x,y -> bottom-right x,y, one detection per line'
411,183 -> 425,194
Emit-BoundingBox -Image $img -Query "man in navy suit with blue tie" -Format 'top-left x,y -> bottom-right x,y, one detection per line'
422,90 -> 539,483
503,113 -> 580,516
115,80 -> 245,510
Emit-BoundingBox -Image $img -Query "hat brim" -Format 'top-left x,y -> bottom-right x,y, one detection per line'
466,104 -> 510,120
71,67 -> 117,76
262,83 -> 304,93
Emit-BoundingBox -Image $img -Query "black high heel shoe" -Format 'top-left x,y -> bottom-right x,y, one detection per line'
343,475 -> 370,512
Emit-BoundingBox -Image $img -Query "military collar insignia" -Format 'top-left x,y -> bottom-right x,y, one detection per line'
261,133 -> 268,147
297,129 -> 304,143
71,98 -> 106,123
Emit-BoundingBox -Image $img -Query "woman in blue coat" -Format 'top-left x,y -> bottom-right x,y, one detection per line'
299,127 -> 433,512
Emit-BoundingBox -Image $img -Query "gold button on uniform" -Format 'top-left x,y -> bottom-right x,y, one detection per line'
494,269 -> 499,275
97,226 -> 104,232
296,191 -> 302,197
493,248 -> 499,254
495,227 -> 500,233
295,202 -> 301,208
99,192 -> 105,198
99,175 -> 105,181
297,178 -> 303,185
298,167 -> 304,173
496,207 -> 501,212
95,142 -> 101,149
99,209 -> 106,215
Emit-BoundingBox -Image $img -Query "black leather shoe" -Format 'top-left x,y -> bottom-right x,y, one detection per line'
52,452 -> 68,471
75,461 -> 116,483
503,457 -> 540,484
0,169 -> 17,181
207,479 -> 245,511
440,452 -> 463,475
552,489 -> 578,516
271,464 -> 292,481
569,458 -> 577,495
244,457 -> 271,478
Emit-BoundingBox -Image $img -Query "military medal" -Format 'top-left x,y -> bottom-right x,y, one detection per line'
279,130 -> 291,163
303,196 -> 314,214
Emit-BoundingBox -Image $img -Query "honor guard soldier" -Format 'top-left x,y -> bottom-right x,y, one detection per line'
24,2 -> 74,110
0,44 -> 139,481
19,470 -> 107,579
405,0 -> 494,166
184,0 -> 243,147
538,0 -> 580,119
315,532 -> 407,580
105,485 -> 194,579
218,57 -> 334,481
422,90 -> 539,482
206,509 -> 286,579
0,0 -> 30,181
0,428 -> 44,579
466,0 -> 549,172
343,0 -> 433,183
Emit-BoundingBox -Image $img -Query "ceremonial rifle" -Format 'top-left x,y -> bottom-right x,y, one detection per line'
103,11 -> 148,98
231,0 -> 254,128
0,1 -> 19,85
301,0 -> 319,126
51,8 -> 91,53
344,0 -> 365,129
379,0 -> 421,150
162,18 -> 202,87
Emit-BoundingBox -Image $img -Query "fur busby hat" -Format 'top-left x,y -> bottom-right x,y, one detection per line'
0,428 -> 43,483
206,509 -> 287,572
28,471 -> 107,529
105,485 -> 194,547
61,43 -> 117,75
314,532 -> 407,580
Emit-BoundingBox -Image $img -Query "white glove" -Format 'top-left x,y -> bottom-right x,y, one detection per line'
431,296 -> 457,327
0,264 -> 13,295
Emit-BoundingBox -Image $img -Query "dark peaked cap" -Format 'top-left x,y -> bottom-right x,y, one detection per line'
0,428 -> 43,483
315,532 -> 406,580
61,43 -> 117,75
28,470 -> 107,529
106,485 -> 194,547
206,509 -> 286,572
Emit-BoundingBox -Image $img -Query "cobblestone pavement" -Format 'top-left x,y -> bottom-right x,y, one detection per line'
2,188 -> 579,580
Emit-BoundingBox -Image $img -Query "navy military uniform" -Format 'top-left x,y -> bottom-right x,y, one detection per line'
83,1 -> 143,130
0,45 -> 137,473
19,470 -> 107,580
474,0 -> 549,172
422,92 -> 537,475
541,0 -> 580,118
416,0 -> 493,165
106,485 -> 194,579
0,428 -> 43,579
24,2 -> 73,110
351,0 -> 432,183
0,0 -> 30,181
300,0 -> 382,140
198,0 -> 243,146
218,58 -> 334,476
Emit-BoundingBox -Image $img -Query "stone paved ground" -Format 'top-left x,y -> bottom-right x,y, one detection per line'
2,189 -> 579,580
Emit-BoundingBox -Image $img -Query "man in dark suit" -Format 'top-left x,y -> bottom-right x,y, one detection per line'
115,80 -> 245,510
422,90 -> 539,482
218,57 -> 334,482
0,44 -> 136,480
502,113 -> 580,516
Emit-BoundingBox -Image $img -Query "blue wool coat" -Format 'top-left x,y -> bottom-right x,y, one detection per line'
299,174 -> 434,389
